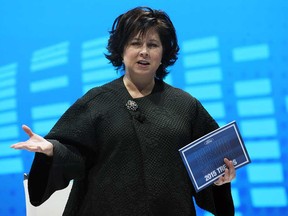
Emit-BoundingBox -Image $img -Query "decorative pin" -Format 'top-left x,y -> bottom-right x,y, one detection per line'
126,100 -> 138,111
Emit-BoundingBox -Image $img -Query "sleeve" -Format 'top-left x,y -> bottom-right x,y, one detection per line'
191,99 -> 235,216
28,96 -> 98,206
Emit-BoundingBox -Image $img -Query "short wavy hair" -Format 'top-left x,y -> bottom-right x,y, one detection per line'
105,6 -> 180,80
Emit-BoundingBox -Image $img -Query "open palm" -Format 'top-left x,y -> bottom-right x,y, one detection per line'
10,125 -> 53,156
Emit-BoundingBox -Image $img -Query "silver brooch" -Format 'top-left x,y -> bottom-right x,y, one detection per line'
125,100 -> 138,111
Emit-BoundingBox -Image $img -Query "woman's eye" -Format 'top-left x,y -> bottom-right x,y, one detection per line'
131,41 -> 141,46
148,43 -> 159,48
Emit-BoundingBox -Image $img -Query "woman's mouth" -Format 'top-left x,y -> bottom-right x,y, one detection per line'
137,60 -> 150,65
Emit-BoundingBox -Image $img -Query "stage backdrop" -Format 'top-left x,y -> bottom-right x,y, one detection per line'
0,0 -> 287,215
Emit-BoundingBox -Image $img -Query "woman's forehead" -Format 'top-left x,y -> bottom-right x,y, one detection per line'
130,28 -> 160,40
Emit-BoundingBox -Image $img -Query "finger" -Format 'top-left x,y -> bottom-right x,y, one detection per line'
224,158 -> 231,166
215,159 -> 237,186
10,141 -> 25,148
11,143 -> 39,152
215,168 -> 231,185
224,158 -> 236,179
22,125 -> 34,137
223,168 -> 230,182
228,161 -> 236,179
10,142 -> 30,149
214,175 -> 224,185
229,164 -> 236,180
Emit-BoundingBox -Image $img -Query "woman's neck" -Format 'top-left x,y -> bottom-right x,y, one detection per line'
123,75 -> 155,98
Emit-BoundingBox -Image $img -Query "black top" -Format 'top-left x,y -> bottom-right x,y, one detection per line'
28,76 -> 234,216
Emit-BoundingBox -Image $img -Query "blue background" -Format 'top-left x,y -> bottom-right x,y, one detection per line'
0,0 -> 287,215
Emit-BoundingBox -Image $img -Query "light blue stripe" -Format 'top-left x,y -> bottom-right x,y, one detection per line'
82,37 -> 108,49
237,97 -> 274,117
32,49 -> 68,63
0,140 -> 20,156
81,58 -> 109,70
0,158 -> 23,174
247,163 -> 284,183
246,139 -> 280,159
233,44 -> 269,62
185,84 -> 222,100
33,119 -> 58,135
0,70 -> 16,80
0,63 -> 17,73
234,79 -> 271,97
185,67 -> 222,84
0,78 -> 16,88
30,56 -> 68,72
31,102 -> 70,120
0,111 -> 17,124
0,124 -> 19,139
183,51 -> 220,68
82,82 -> 107,94
286,96 -> 288,112
82,47 -> 105,59
251,187 -> 287,207
0,98 -> 17,111
202,102 -> 225,118
30,76 -> 69,92
232,189 -> 240,208
240,118 -> 277,138
0,87 -> 16,99
182,36 -> 218,53
82,69 -> 117,83
33,41 -> 69,57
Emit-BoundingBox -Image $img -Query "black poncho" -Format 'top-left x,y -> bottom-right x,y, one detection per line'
28,76 -> 234,216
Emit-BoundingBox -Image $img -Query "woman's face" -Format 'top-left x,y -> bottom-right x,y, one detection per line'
122,28 -> 163,80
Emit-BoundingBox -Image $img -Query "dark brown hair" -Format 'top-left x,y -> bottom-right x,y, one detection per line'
105,6 -> 179,80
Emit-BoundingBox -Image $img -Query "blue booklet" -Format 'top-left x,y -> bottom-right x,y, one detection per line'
179,121 -> 251,192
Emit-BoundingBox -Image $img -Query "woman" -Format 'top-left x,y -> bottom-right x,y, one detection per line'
12,6 -> 235,215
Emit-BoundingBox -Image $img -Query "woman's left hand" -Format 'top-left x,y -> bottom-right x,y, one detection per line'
214,158 -> 236,186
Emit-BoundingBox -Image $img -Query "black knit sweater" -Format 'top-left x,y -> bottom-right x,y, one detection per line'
28,76 -> 234,216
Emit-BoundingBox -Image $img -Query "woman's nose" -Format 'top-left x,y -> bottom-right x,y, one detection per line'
139,46 -> 148,57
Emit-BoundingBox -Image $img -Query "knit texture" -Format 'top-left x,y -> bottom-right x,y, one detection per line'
28,76 -> 234,216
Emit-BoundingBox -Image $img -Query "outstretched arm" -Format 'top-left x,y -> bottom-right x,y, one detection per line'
11,124 -> 86,206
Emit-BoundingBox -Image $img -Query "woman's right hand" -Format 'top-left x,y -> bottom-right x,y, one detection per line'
10,125 -> 54,156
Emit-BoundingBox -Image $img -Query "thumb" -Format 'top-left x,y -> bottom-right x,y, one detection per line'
22,125 -> 34,137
